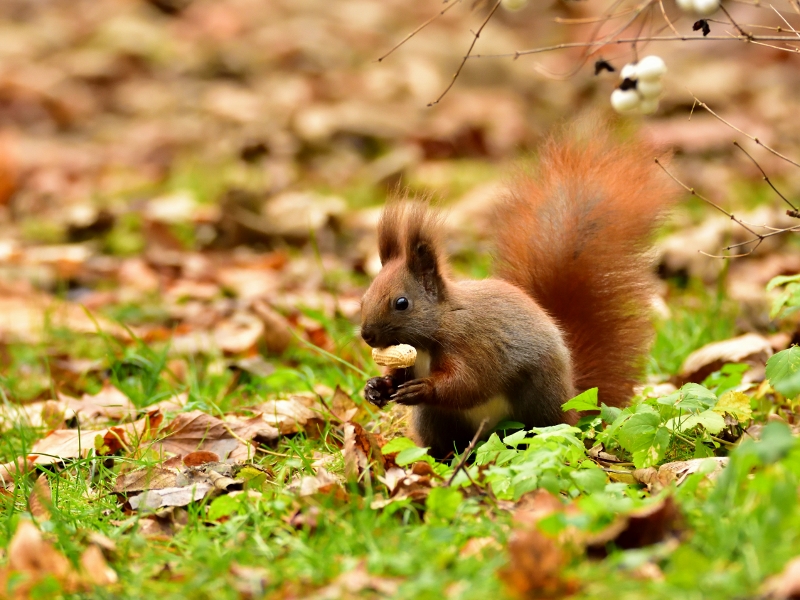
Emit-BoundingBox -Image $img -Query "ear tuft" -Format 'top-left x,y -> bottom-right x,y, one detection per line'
377,202 -> 404,264
404,202 -> 446,298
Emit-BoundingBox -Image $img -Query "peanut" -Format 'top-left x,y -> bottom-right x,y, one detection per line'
371,344 -> 417,368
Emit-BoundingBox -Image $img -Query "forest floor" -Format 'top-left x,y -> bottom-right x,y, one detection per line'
2,0 -> 800,598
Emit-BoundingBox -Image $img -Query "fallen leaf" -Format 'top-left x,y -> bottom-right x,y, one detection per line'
252,395 -> 323,435
344,421 -> 385,481
680,333 -> 773,384
183,451 -> 220,467
305,561 -> 399,600
633,457 -> 729,490
586,496 -> 681,553
129,483 -> 214,511
155,410 -> 255,463
59,383 -> 137,424
500,526 -> 577,599
28,474 -> 52,521
763,555 -> 800,599
79,545 -> 118,586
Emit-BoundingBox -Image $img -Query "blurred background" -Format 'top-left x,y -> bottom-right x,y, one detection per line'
1,0 -> 799,397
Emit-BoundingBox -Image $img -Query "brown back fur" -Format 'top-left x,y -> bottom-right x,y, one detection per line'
494,124 -> 676,407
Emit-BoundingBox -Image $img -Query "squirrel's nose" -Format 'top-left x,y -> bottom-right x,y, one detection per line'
361,327 -> 377,347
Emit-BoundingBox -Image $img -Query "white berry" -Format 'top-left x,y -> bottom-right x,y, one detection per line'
620,63 -> 638,81
676,0 -> 695,11
611,89 -> 641,113
635,55 -> 667,81
693,0 -> 720,15
637,79 -> 663,99
638,98 -> 660,115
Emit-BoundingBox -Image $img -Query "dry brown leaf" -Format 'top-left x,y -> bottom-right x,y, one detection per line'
155,410 -> 255,463
114,463 -> 182,494
223,413 -> 280,445
343,421 -> 385,481
183,450 -> 220,467
305,561 -> 399,600
129,483 -> 214,511
0,296 -> 128,344
500,527 -> 577,599
229,562 -> 270,598
251,299 -> 292,354
30,411 -> 162,465
0,456 -> 33,489
763,556 -> 800,599
292,468 -> 344,498
329,386 -> 359,423
59,383 -> 137,424
586,496 -> 681,553
79,545 -> 118,586
28,474 -> 53,521
2,520 -> 78,595
679,333 -> 773,384
0,400 -> 68,433
633,457 -> 729,491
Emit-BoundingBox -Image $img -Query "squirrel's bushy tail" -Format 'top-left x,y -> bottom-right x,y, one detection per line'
494,123 -> 676,407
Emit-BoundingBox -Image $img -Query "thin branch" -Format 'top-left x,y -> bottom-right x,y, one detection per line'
377,0 -> 464,63
719,3 -> 754,37
771,4 -> 800,38
428,0 -> 501,106
655,158 -> 800,258
446,418 -> 488,486
470,34 -> 800,59
658,0 -> 682,37
690,95 -> 800,169
555,7 -> 639,24
733,141 -> 799,211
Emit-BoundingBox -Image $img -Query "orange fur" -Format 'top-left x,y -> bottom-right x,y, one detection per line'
494,125 -> 676,407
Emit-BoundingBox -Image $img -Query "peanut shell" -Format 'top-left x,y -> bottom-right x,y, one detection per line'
372,344 -> 417,368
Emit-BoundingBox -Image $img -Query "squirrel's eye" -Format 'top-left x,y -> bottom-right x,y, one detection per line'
394,297 -> 409,311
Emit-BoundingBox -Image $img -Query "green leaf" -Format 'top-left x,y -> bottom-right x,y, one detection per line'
657,383 -> 717,413
381,437 -> 418,454
617,405 -> 660,451
425,487 -> 463,521
766,274 -> 800,291
632,426 -> 670,468
561,387 -> 599,412
570,468 -> 607,493
600,403 -> 622,424
665,410 -> 725,434
713,391 -> 752,422
208,494 -> 244,521
395,446 -> 430,466
502,429 -> 528,447
766,347 -> 800,399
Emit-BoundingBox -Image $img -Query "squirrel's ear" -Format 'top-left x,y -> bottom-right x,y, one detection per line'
405,204 -> 446,299
377,203 -> 403,265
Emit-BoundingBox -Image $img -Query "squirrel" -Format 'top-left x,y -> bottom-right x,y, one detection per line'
360,123 -> 676,458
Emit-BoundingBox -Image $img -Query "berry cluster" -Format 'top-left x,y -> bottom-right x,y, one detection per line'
676,0 -> 721,16
610,55 -> 667,116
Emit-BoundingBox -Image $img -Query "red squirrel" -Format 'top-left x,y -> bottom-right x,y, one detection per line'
360,124 -> 675,458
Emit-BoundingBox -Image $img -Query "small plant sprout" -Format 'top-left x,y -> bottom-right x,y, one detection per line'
610,55 -> 667,116
676,0 -> 721,16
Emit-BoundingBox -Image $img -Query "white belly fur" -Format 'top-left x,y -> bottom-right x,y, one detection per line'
463,395 -> 512,431
412,349 -> 510,430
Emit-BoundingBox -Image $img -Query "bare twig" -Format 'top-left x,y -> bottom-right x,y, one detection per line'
470,34 -> 800,60
719,3 -> 754,38
690,95 -> 800,169
429,1 -> 501,106
377,0 -> 464,63
658,0 -> 682,37
733,141 -> 799,211
446,418 -> 488,486
771,4 -> 800,38
655,158 -> 800,257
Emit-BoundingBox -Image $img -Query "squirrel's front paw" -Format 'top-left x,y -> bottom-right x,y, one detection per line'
392,378 -> 435,406
364,376 -> 395,408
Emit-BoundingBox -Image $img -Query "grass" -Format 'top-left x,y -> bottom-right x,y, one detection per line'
1,280 -> 796,600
